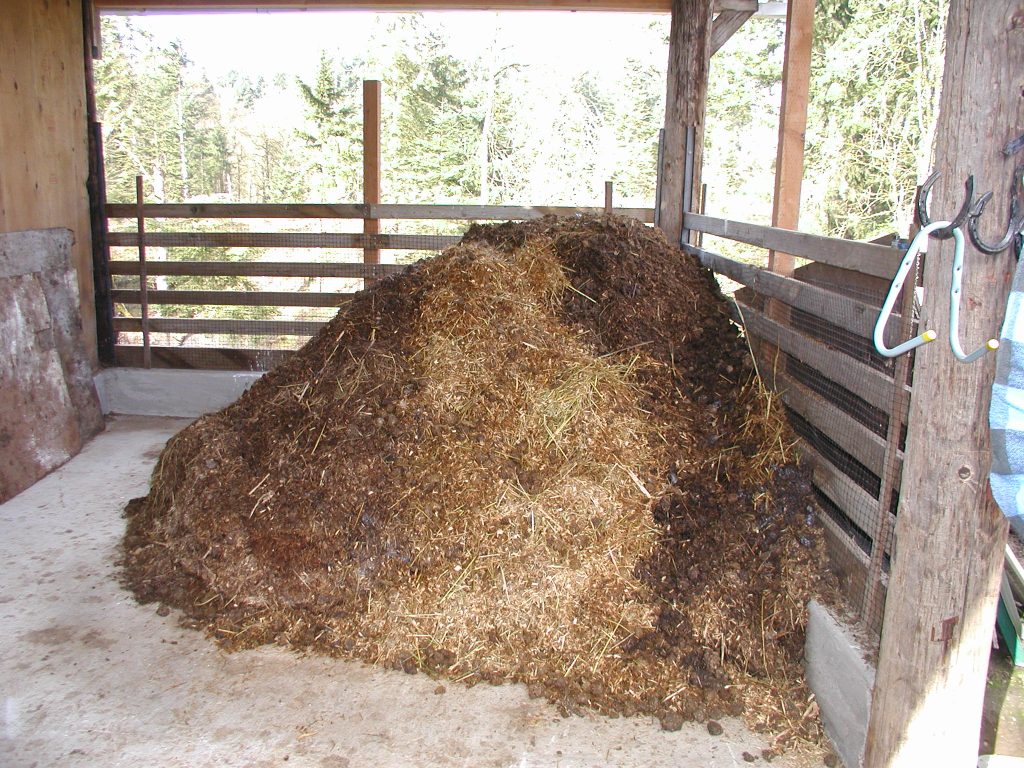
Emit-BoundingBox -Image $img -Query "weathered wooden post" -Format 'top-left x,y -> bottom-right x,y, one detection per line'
862,2 -> 1020,765
362,79 -> 381,280
658,0 -> 714,247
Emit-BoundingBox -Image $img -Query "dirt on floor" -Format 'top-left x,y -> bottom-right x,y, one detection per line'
122,216 -> 839,760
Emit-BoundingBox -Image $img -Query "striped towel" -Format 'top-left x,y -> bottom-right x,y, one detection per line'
989,252 -> 1024,538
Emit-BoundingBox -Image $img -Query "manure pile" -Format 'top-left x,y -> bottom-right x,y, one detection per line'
124,216 -> 835,749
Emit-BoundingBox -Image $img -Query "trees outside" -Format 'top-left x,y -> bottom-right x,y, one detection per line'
803,0 -> 949,239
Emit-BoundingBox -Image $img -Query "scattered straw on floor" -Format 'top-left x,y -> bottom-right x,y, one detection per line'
123,216 -> 839,758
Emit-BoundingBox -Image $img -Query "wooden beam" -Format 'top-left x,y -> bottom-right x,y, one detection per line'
658,0 -> 715,246
777,370 -> 893,481
106,231 -> 460,249
108,260 -> 408,278
93,0 -> 768,12
684,213 -> 901,279
731,298 -> 905,415
114,316 -> 327,335
768,0 -> 813,276
709,9 -> 753,55
691,246 -> 898,340
362,79 -> 381,270
862,2 -> 1018,765
111,289 -> 353,306
104,202 -> 656,222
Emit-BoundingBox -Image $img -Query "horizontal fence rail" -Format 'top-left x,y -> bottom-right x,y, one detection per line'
106,202 -> 657,222
105,199 -> 655,371
686,212 -> 906,640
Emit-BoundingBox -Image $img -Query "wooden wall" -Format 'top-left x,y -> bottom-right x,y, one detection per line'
0,0 -> 96,366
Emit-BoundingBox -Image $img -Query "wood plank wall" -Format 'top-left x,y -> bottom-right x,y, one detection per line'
0,0 -> 96,366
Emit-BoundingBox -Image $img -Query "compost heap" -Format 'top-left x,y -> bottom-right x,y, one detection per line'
124,216 -> 834,748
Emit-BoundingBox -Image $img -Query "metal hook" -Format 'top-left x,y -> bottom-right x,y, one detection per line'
966,165 -> 1024,255
874,222 -> 940,358
875,221 -> 1000,363
916,172 -> 975,239
948,224 -> 1000,362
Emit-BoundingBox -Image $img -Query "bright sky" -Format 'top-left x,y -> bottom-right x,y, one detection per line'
114,10 -> 669,83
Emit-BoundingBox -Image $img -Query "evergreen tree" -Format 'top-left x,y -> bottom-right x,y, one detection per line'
295,51 -> 363,201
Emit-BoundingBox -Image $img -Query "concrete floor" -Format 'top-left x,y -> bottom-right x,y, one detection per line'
0,416 -> 817,768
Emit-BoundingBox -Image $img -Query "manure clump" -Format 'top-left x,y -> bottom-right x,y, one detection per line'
123,216 -> 836,749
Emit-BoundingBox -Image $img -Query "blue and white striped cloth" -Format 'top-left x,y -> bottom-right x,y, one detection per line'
989,255 -> 1024,538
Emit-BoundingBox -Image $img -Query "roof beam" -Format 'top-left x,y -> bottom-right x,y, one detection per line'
94,0 -> 786,15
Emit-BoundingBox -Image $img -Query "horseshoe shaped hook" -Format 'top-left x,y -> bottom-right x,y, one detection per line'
916,172 -> 975,240
967,165 -> 1024,255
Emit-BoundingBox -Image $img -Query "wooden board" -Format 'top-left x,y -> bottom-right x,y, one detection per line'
108,260 -> 410,278
112,289 -> 353,307
776,370 -> 894,481
0,0 -> 96,364
114,316 -> 327,336
685,213 -> 901,280
105,202 -> 656,222
106,231 -> 460,250
694,246 -> 898,341
731,298 -> 905,414
709,9 -> 753,55
93,0 -> 768,13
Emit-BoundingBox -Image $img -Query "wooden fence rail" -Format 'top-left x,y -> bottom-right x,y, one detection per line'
685,212 -> 905,635
104,200 -> 655,370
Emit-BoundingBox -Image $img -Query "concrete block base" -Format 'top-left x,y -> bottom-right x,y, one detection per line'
95,367 -> 263,417
805,600 -> 875,768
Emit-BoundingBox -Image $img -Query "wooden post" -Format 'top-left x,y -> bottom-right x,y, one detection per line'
657,0 -> 714,248
768,0 -> 814,277
862,2 -> 1019,765
134,175 -> 151,369
362,79 -> 381,280
82,0 -> 115,365
604,181 -> 613,215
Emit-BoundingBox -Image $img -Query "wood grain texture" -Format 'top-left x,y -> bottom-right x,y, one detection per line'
658,0 -> 715,246
0,0 -> 95,366
709,9 -> 753,54
108,259 -> 408,278
93,0 -> 761,12
362,80 -> 381,268
730,298 -> 906,415
862,2 -> 1020,765
767,0 -> 813,275
105,202 -> 656,221
686,212 -> 901,279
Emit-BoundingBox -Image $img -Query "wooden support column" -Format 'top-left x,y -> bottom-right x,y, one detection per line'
768,0 -> 814,276
658,0 -> 714,247
82,0 -> 115,365
362,79 -> 381,274
862,2 -> 1019,765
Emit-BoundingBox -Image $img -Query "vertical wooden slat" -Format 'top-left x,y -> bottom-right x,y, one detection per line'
863,1 -> 1017,764
861,252 -> 916,631
362,79 -> 381,277
135,175 -> 151,369
768,0 -> 815,276
604,181 -> 613,214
